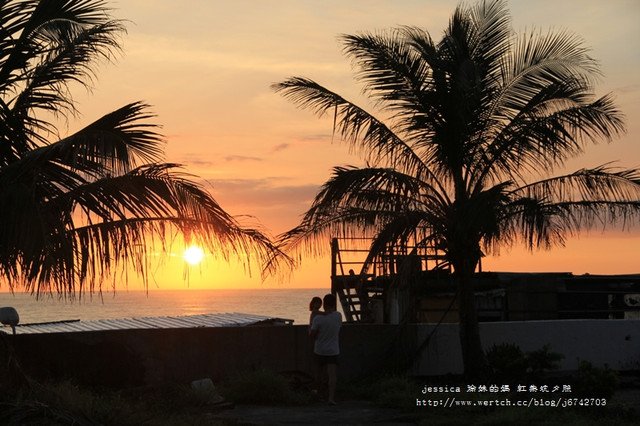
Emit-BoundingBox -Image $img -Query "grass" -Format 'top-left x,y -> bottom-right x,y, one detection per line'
218,368 -> 312,405
0,368 -> 312,424
0,367 -> 314,424
1,381 -> 232,426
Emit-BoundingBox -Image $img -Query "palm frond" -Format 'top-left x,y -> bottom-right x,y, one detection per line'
2,102 -> 162,182
276,166 -> 448,261
474,91 -> 625,189
340,30 -> 431,119
44,101 -> 162,172
468,0 -> 512,79
315,165 -> 447,210
0,0 -> 124,149
3,162 -> 289,294
11,20 -> 124,123
0,0 -> 118,94
503,198 -> 640,251
497,166 -> 640,252
272,77 -> 445,187
513,165 -> 640,204
300,166 -> 449,237
502,27 -> 600,101
277,206 -> 409,260
360,211 -> 440,275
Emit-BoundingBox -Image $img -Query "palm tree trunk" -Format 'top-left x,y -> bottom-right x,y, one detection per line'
455,260 -> 488,378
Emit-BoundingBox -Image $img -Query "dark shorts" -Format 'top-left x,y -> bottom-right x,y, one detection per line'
315,354 -> 339,365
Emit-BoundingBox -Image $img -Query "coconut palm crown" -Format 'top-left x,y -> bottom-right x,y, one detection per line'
0,0 -> 286,296
273,0 -> 640,375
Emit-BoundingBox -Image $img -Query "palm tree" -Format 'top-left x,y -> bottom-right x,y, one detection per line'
0,0 -> 286,296
273,0 -> 640,376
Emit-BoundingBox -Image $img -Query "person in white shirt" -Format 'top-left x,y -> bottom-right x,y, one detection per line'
309,293 -> 342,405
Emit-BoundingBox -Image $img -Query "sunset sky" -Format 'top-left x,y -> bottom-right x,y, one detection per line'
65,0 -> 639,290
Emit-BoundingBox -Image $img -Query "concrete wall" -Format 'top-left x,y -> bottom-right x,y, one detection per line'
415,319 -> 640,375
8,324 -> 414,388
7,320 -> 639,387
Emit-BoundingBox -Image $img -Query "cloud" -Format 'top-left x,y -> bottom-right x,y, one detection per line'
614,84 -> 640,94
183,159 -> 215,167
126,35 -> 345,76
210,178 -> 319,208
224,155 -> 263,162
202,177 -> 321,233
298,134 -> 332,143
269,136 -> 331,154
272,143 -> 290,153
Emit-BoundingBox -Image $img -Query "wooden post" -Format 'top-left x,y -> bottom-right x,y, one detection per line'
331,238 -> 338,296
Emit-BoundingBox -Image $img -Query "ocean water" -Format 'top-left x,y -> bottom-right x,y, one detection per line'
0,288 -> 330,326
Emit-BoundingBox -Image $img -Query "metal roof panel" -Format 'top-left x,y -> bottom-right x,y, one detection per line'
2,312 -> 293,335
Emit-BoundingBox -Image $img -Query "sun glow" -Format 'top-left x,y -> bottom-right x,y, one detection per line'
183,245 -> 205,265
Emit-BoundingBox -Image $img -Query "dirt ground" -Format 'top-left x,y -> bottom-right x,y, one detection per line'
210,400 -> 418,425
210,387 -> 640,426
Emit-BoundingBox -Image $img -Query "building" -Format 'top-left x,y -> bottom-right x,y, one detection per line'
330,237 -> 640,323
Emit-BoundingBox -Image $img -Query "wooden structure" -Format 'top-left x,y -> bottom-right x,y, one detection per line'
330,232 -> 450,323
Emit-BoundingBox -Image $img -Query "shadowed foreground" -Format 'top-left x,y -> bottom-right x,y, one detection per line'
212,401 -> 414,425
210,397 -> 639,426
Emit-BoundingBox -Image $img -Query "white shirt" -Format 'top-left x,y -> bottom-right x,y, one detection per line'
311,311 -> 342,356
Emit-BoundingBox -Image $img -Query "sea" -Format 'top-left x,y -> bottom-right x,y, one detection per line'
0,288 -> 331,326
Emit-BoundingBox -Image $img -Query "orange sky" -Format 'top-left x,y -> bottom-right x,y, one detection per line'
60,0 -> 639,290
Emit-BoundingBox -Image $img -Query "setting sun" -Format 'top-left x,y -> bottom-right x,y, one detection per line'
183,246 -> 205,265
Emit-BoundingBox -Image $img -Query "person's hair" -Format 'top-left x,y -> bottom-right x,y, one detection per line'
309,296 -> 322,311
323,293 -> 337,309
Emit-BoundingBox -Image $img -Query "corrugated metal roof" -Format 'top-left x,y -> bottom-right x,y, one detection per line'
1,312 -> 293,335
